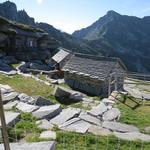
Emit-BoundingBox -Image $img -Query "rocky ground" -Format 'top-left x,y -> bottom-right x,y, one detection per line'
0,83 -> 150,145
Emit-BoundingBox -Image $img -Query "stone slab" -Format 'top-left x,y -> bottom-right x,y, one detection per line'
114,132 -> 150,142
34,96 -> 53,106
88,125 -> 112,136
16,102 -> 39,113
50,107 -> 81,126
18,93 -> 35,104
102,108 -> 121,121
0,84 -> 14,94
60,120 -> 91,133
0,141 -> 56,150
89,102 -> 108,117
32,104 -> 62,120
40,131 -> 56,140
102,121 -> 139,133
4,100 -> 19,110
0,111 -> 20,127
79,112 -> 101,126
102,98 -> 115,106
36,119 -> 54,130
2,92 -> 18,104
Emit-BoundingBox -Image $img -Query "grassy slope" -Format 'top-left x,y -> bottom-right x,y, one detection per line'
0,73 -> 150,148
0,74 -> 53,98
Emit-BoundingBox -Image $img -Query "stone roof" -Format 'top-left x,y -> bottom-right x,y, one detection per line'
63,53 -> 126,80
52,48 -> 71,63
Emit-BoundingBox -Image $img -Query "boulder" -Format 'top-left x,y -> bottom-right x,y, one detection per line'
50,107 -> 81,126
60,119 -> 91,133
114,132 -> 150,142
102,108 -> 121,121
79,112 -> 101,126
40,131 -> 56,140
36,119 -> 54,130
54,86 -> 83,101
2,92 -> 18,104
88,102 -> 108,117
16,102 -> 39,113
88,125 -> 112,136
32,104 -> 62,120
0,111 -> 20,127
18,93 -> 35,104
4,100 -> 19,110
34,96 -> 53,106
102,121 -> 139,133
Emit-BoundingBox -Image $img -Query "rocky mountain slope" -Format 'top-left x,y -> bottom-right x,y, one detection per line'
1,1 -> 150,73
73,11 -> 150,73
0,1 -> 93,54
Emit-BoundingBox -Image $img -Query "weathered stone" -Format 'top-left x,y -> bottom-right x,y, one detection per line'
34,96 -> 53,106
50,107 -> 81,126
58,79 -> 65,84
32,104 -> 62,119
79,112 -> 101,126
36,119 -> 54,130
16,102 -> 39,113
69,92 -> 83,101
89,102 -> 108,117
54,86 -> 83,101
102,121 -> 139,132
0,111 -> 20,127
18,93 -> 35,104
4,100 -> 19,110
40,131 -> 56,140
2,92 -> 18,104
0,141 -> 56,150
145,126 -> 150,133
114,132 -> 150,142
0,84 -> 14,94
102,98 -> 115,106
88,125 -> 112,136
60,120 -> 91,133
59,118 -> 81,128
102,108 -> 121,121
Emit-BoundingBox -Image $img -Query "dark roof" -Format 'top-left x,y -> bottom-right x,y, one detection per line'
63,53 -> 126,80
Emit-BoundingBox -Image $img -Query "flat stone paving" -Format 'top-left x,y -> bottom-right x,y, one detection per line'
0,141 -> 56,150
0,111 -> 20,127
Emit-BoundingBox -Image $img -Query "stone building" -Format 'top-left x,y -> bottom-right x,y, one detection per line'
52,49 -> 127,96
51,48 -> 72,69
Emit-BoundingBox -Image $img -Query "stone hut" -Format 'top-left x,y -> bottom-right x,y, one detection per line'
51,47 -> 72,69
62,53 -> 127,96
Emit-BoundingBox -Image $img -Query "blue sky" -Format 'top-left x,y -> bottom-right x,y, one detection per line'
1,0 -> 150,33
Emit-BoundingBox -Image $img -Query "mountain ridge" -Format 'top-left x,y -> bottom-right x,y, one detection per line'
1,1 -> 150,73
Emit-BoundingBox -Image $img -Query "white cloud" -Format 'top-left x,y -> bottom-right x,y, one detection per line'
36,0 -> 43,4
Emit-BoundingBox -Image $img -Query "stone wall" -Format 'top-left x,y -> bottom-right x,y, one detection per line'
64,71 -> 105,96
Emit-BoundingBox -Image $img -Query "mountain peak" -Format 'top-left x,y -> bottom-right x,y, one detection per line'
106,10 -> 121,17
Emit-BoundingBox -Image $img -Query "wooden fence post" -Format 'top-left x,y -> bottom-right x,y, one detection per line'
0,90 -> 10,150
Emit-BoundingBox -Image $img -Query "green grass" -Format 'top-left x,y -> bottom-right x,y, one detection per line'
56,131 -> 150,150
8,113 -> 42,142
0,74 -> 54,98
117,95 -> 150,133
